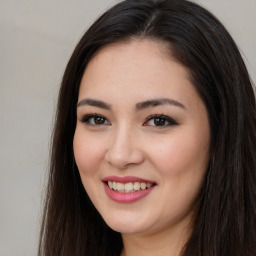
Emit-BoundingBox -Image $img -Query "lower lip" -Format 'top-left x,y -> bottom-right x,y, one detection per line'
103,183 -> 155,203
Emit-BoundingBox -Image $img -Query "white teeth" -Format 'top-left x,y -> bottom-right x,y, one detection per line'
134,182 -> 140,191
107,181 -> 154,193
124,182 -> 133,192
147,183 -> 153,188
141,182 -> 146,190
108,181 -> 113,189
117,182 -> 124,192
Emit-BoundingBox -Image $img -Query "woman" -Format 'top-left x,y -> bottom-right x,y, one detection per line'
38,0 -> 256,255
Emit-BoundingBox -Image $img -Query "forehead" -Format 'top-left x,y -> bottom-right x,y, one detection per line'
79,40 -> 192,99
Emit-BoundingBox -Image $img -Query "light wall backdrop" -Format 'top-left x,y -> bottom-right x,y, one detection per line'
0,1 -> 255,255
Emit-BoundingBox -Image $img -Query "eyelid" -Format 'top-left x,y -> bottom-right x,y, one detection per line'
143,114 -> 178,127
80,113 -> 111,126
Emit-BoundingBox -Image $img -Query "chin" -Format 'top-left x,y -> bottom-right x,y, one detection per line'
107,222 -> 145,234
102,213 -> 152,234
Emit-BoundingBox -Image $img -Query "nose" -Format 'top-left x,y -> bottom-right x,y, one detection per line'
104,125 -> 144,169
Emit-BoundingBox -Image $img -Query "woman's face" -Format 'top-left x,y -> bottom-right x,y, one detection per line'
73,40 -> 210,236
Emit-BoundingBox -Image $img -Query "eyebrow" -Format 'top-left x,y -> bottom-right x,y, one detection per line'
77,98 -> 112,110
135,98 -> 185,111
77,97 -> 185,111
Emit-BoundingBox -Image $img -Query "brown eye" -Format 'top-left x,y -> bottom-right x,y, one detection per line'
154,117 -> 167,126
94,116 -> 105,124
81,114 -> 110,126
143,115 -> 178,128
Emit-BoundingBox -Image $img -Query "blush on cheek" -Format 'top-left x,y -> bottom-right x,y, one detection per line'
154,136 -> 209,178
74,137 -> 105,176
74,149 -> 99,175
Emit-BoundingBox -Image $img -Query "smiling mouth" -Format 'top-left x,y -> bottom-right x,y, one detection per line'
106,181 -> 155,193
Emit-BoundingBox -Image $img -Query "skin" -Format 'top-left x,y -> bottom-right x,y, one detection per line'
73,40 -> 211,256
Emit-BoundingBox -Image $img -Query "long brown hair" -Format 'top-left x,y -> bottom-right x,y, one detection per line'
38,0 -> 256,255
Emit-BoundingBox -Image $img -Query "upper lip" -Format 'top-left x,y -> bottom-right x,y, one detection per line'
102,176 -> 156,184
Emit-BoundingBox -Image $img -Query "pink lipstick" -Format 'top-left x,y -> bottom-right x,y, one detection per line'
102,176 -> 156,203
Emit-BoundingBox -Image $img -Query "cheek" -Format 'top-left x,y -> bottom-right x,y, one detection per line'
73,128 -> 105,176
146,130 -> 210,221
73,128 -> 107,205
148,128 -> 210,180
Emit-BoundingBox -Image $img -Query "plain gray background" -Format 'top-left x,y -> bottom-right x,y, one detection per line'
1,1 -> 255,255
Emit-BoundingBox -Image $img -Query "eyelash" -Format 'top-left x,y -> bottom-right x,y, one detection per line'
143,114 -> 178,127
80,114 -> 110,126
80,113 -> 178,127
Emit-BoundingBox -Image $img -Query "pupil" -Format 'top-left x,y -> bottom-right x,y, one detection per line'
95,117 -> 104,124
154,118 -> 165,126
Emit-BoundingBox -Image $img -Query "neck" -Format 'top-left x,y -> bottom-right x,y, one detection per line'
120,221 -> 191,256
